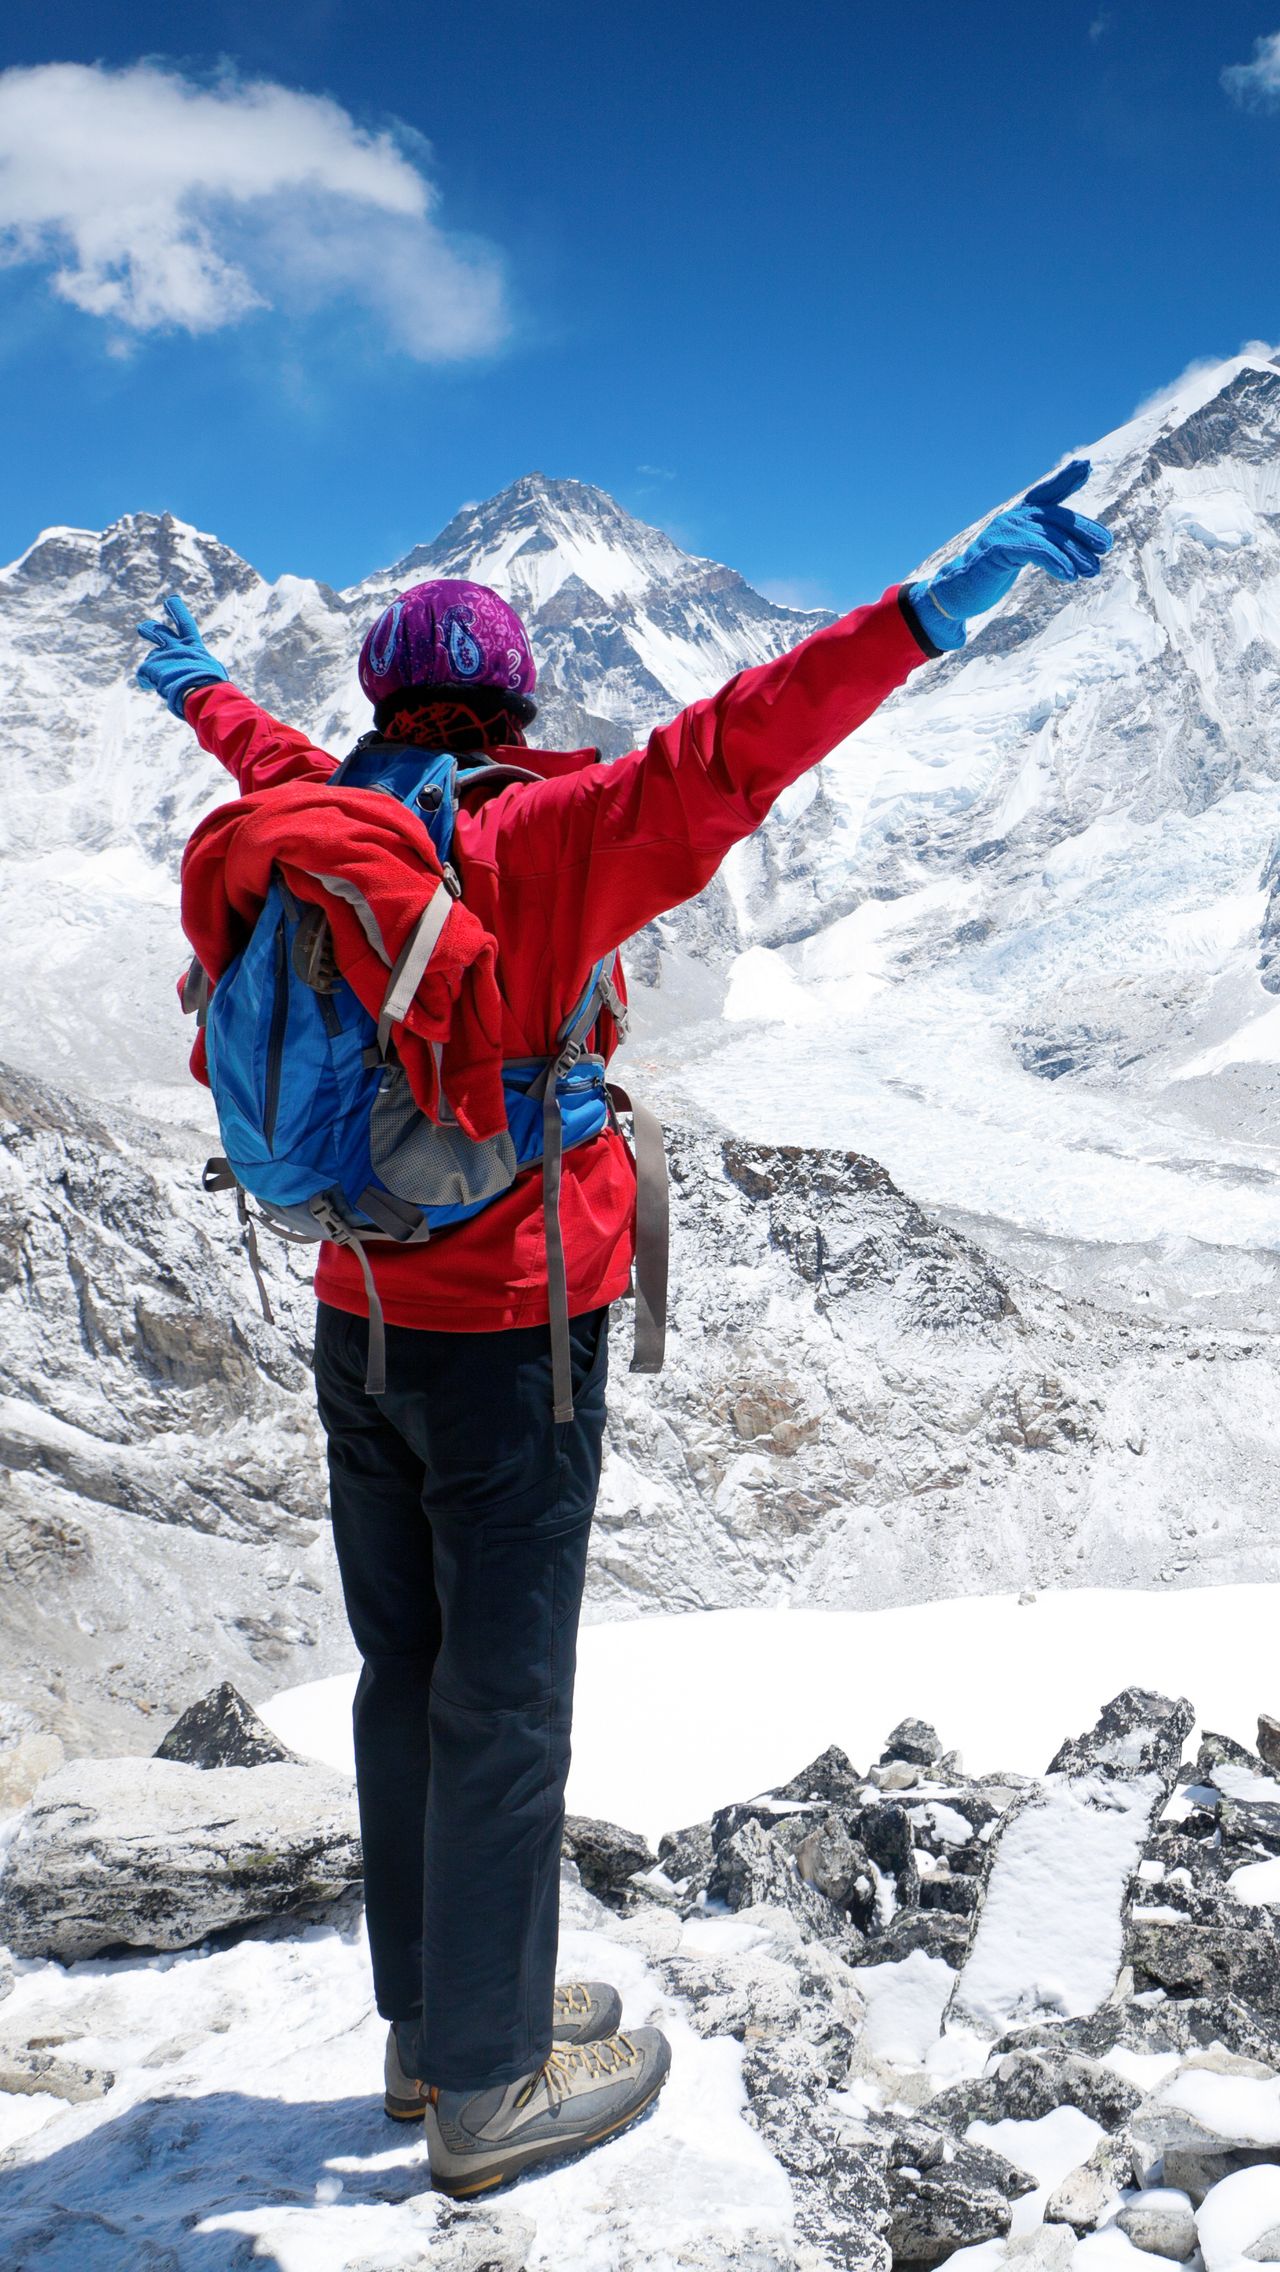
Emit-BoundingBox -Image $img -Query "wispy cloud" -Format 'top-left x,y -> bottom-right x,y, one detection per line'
1222,30 -> 1280,108
1088,13 -> 1112,43
637,463 -> 676,481
0,61 -> 508,358
757,575 -> 833,614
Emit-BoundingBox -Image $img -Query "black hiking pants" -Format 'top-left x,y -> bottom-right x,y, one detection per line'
313,1300 -> 609,2093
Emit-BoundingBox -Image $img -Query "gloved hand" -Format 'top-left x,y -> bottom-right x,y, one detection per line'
136,595 -> 229,717
910,460 -> 1113,652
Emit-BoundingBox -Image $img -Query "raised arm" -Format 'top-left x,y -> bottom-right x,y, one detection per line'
486,588 -> 933,969
488,460 -> 1112,974
135,595 -> 335,793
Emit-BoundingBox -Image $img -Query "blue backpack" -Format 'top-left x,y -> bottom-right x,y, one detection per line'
187,735 -> 667,1417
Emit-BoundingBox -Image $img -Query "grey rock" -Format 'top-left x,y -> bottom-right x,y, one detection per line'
880,1719 -> 944,1769
1195,1731 -> 1263,1784
1128,1916 -> 1280,2016
918,1871 -> 978,1916
1006,2227 -> 1079,2270
0,2048 -> 115,2102
1117,2189 -> 1199,2260
1259,1717 -> 1280,1778
862,1908 -> 972,1969
1163,2147 -> 1280,2205
740,2033 -> 892,2271
952,1693 -> 1192,2035
1046,1687 -> 1195,1792
994,1994 -> 1280,2067
153,1681 -> 297,1770
1220,1798 -> 1280,1861
561,1813 -> 656,1900
771,1744 -> 865,1807
927,2047 -> 1140,2133
887,2133 -> 1036,2264
0,1755 -> 361,1958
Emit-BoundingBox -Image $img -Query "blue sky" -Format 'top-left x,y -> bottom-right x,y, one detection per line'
0,0 -> 1277,609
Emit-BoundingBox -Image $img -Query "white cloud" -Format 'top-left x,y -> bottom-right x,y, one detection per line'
1222,31 -> 1280,107
0,61 -> 508,358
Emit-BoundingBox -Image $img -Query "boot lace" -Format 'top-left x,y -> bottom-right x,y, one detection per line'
552,1981 -> 592,2020
519,2032 -> 640,2115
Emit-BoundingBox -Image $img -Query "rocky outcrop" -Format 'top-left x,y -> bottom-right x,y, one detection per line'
152,1682 -> 298,1770
0,1755 -> 361,1957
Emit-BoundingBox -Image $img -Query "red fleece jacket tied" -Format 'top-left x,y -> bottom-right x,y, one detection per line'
180,780 -> 506,1141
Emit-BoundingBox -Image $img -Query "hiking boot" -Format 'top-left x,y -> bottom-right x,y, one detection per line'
422,2027 -> 671,2195
383,1981 -> 625,2121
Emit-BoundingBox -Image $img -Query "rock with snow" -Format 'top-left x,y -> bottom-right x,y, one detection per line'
0,1755 -> 361,1958
1128,1915 -> 1280,2016
560,1813 -> 656,1902
771,1744 -> 866,1806
927,2047 -> 1141,2133
882,2122 -> 1037,2264
153,1681 -> 298,1770
1116,2188 -> 1199,2260
948,1691 -> 1192,2035
1259,1719 -> 1280,1779
1129,2054 -> 1280,2199
881,1719 -> 945,1769
1197,2164 -> 1280,2266
0,2046 -> 115,2102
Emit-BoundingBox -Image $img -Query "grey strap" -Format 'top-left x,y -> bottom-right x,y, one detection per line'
347,1234 -> 388,1397
235,1187 -> 275,1327
376,882 -> 453,1059
608,1086 -> 669,1375
182,957 -> 211,1027
541,1058 -> 575,1425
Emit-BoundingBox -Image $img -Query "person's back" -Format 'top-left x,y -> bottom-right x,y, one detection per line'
135,465 -> 1112,2193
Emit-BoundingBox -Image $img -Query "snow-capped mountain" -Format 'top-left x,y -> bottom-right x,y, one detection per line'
6,356 -> 1280,1758
643,349 -> 1280,1328
0,473 -> 823,1095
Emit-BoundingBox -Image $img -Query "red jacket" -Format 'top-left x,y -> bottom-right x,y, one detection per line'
181,780 -> 507,1140
185,588 -> 931,1332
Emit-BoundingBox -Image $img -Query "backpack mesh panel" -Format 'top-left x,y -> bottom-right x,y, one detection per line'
369,1067 -> 517,1209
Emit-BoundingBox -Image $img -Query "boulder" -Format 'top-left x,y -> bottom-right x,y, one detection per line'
863,1909 -> 972,1970
152,1682 -> 297,1770
0,1755 -> 361,1958
1198,2165 -> 1280,2268
770,1743 -> 866,1807
0,2047 -> 115,2102
1046,1687 -> 1194,1789
950,1690 -> 1194,2035
1117,2188 -> 1199,2260
1259,1718 -> 1280,1779
927,2047 -> 1140,2133
1128,1917 -> 1280,2016
886,2130 -> 1036,2264
560,1814 -> 655,1901
880,1719 -> 944,1769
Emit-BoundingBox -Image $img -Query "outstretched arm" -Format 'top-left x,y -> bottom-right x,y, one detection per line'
490,459 -> 1114,977
135,596 -> 335,793
486,586 -> 932,972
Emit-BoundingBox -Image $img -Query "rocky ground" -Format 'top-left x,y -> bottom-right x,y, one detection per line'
7,1051 -> 1280,1789
6,1685 -> 1280,2266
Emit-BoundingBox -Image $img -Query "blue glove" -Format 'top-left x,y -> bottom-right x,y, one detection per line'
910,460 -> 1113,652
136,595 -> 229,718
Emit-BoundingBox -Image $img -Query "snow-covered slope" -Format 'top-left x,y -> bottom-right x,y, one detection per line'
643,350 -> 1280,1325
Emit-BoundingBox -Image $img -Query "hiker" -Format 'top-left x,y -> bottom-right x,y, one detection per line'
135,461 -> 1110,2196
